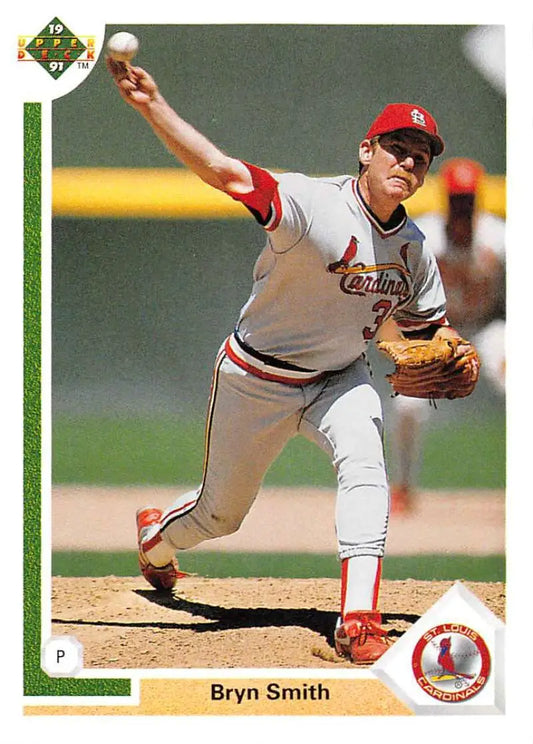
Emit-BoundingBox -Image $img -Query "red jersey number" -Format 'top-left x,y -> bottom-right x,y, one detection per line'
363,300 -> 392,340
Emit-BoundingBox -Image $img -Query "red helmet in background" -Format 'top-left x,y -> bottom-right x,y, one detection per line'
440,158 -> 485,195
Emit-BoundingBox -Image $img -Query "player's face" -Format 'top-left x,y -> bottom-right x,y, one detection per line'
360,131 -> 432,203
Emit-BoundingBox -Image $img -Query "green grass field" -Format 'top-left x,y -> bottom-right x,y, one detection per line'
52,411 -> 505,488
51,550 -> 504,582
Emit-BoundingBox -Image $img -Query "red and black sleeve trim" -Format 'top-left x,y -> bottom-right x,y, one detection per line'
400,318 -> 450,339
226,161 -> 282,231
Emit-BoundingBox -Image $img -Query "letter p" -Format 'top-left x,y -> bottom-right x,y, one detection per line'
41,636 -> 83,677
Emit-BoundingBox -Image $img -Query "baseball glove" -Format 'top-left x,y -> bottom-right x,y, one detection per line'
376,337 -> 481,399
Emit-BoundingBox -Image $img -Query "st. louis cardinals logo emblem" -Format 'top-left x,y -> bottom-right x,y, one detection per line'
411,623 -> 491,703
327,236 -> 411,299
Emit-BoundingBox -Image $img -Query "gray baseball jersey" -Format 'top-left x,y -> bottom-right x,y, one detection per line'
231,166 -> 447,374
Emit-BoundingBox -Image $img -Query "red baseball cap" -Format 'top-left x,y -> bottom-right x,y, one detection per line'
440,158 -> 485,194
366,103 -> 445,157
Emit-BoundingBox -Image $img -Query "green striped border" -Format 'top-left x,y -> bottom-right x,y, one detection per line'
23,102 -> 130,697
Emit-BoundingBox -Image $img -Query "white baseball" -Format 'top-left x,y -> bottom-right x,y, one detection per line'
106,32 -> 139,62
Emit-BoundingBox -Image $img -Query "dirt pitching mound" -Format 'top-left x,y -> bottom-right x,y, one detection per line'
52,576 -> 505,669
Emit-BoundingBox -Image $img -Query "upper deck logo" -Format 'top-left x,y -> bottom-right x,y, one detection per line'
412,623 -> 491,703
18,17 -> 95,79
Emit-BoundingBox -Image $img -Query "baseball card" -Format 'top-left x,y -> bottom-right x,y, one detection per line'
4,3 -> 530,741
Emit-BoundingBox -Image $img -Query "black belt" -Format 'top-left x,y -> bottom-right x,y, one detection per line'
232,331 -> 317,373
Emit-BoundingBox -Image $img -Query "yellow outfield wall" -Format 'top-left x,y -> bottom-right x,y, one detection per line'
52,168 -> 506,220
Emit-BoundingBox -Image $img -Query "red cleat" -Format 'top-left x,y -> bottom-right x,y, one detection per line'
136,506 -> 181,590
390,484 -> 414,515
334,611 -> 391,665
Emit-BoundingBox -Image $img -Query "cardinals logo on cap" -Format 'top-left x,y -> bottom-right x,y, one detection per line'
410,109 -> 427,127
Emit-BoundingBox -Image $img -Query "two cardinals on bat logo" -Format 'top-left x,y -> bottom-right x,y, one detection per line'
327,236 -> 411,299
327,236 -> 411,277
411,623 -> 491,703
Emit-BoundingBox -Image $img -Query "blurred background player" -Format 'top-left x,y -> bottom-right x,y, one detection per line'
386,157 -> 505,514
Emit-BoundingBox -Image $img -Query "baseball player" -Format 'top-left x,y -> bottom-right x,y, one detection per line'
386,158 -> 505,514
107,57 -> 480,665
